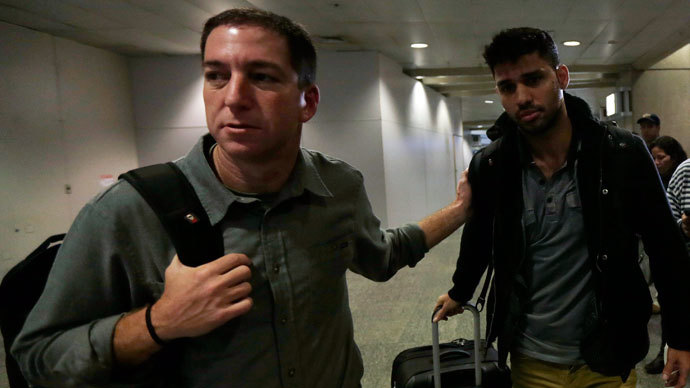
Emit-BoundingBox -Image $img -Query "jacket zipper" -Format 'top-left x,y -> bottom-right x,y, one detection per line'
594,130 -> 609,321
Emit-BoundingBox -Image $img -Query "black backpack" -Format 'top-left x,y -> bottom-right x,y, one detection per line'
0,162 -> 222,388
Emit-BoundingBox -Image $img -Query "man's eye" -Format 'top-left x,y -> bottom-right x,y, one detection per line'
523,75 -> 542,86
251,73 -> 276,82
205,72 -> 228,84
498,84 -> 515,94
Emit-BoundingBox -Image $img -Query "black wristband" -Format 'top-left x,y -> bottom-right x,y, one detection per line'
145,304 -> 167,346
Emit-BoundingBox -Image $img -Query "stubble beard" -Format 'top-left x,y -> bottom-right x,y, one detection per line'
516,106 -> 561,136
514,92 -> 565,138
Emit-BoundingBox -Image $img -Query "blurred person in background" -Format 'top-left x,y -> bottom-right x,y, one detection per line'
637,113 -> 661,148
644,140 -> 690,374
650,136 -> 687,188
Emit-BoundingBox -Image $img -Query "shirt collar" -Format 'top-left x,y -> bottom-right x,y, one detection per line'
516,128 -> 581,169
289,148 -> 333,199
175,134 -> 332,226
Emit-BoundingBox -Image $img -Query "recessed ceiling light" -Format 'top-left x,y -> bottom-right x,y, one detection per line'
415,76 -> 423,80
484,100 -> 494,104
477,125 -> 484,128
410,43 -> 428,48
563,41 -> 581,47
315,35 -> 346,44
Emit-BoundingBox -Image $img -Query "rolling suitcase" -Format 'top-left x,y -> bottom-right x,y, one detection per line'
391,304 -> 511,388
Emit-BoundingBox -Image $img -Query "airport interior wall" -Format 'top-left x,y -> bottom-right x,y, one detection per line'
0,22 -> 139,272
377,54 -> 462,227
632,44 -> 690,150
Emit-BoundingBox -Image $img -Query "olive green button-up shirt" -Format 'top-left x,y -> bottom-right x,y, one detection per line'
13,134 -> 428,388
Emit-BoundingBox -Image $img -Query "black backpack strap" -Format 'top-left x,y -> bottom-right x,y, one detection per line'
119,162 -> 223,267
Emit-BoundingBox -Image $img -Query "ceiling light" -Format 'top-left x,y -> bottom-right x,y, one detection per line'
415,76 -> 423,80
477,125 -> 484,128
315,35 -> 346,44
563,41 -> 581,47
410,43 -> 428,48
484,100 -> 494,104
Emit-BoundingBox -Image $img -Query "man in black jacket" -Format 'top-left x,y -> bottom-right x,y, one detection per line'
434,27 -> 690,388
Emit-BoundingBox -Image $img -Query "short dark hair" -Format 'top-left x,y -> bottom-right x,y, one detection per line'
201,8 -> 316,88
650,135 -> 688,169
483,27 -> 559,74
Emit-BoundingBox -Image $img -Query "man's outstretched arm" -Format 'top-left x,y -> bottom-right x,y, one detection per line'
418,170 -> 472,250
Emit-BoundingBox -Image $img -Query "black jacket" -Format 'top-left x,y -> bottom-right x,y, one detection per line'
448,93 -> 690,377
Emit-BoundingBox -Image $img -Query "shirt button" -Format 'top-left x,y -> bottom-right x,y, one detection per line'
288,368 -> 296,377
601,254 -> 608,261
273,264 -> 280,273
281,317 -> 287,324
602,188 -> 609,195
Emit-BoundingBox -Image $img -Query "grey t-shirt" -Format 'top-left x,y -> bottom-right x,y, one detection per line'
513,138 -> 595,364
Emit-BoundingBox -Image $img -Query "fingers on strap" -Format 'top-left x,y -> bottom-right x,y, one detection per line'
209,253 -> 251,273
222,297 -> 253,320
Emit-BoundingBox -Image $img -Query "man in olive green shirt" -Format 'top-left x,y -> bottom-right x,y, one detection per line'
13,8 -> 471,388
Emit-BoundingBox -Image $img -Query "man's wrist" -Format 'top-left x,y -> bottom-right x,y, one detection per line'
145,304 -> 167,346
452,197 -> 471,221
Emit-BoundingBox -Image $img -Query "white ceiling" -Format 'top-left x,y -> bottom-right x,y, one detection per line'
1,0 -> 689,125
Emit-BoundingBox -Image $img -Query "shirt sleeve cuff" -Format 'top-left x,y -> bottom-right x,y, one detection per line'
400,223 -> 429,268
90,314 -> 125,370
447,287 -> 466,304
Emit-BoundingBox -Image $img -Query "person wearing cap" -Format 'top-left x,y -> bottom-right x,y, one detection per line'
637,113 -> 661,147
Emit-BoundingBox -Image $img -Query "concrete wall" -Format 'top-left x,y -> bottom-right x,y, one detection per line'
301,51 -> 387,226
0,22 -> 138,273
129,56 -> 208,166
378,54 -> 463,227
632,44 -> 690,151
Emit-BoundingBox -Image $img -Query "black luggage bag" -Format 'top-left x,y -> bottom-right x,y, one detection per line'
391,304 -> 511,388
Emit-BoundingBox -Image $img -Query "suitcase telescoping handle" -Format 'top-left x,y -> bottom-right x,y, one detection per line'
432,304 -> 481,388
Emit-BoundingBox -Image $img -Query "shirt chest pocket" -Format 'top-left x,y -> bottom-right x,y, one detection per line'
306,235 -> 352,277
303,235 -> 353,314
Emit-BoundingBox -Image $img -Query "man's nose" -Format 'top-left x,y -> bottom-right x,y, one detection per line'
515,84 -> 532,105
224,75 -> 252,109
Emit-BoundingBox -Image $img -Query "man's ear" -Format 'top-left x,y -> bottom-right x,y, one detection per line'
556,64 -> 570,90
300,84 -> 320,123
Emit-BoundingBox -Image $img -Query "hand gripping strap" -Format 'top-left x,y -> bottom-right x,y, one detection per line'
119,162 -> 223,267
